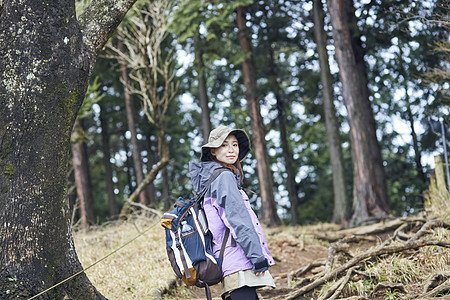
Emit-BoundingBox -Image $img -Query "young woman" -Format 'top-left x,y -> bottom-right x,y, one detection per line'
189,125 -> 276,300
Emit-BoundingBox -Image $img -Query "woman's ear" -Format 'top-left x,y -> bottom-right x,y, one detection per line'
210,148 -> 216,156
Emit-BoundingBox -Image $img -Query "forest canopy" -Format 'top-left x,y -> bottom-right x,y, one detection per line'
71,0 -> 448,227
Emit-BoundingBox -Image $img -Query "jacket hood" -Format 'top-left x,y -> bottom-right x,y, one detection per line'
189,161 -> 241,194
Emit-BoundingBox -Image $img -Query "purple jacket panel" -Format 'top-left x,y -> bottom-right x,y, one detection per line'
203,189 -> 274,277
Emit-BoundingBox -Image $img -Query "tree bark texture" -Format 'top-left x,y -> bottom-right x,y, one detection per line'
122,134 -> 134,193
0,0 -> 137,298
313,0 -> 349,226
406,105 -> 426,183
236,6 -> 280,227
71,118 -> 95,229
99,102 -> 118,218
194,32 -> 212,143
327,0 -> 389,226
162,167 -> 171,210
145,134 -> 157,205
119,48 -> 150,206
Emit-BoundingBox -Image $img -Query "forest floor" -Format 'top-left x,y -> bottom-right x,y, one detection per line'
167,218 -> 450,300
74,213 -> 450,300
179,224 -> 333,300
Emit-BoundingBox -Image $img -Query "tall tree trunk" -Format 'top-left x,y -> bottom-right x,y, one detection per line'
194,31 -> 212,142
119,127 -> 170,218
327,0 -> 389,226
162,167 -> 171,210
0,0 -> 137,298
145,133 -> 157,206
398,43 -> 426,183
275,95 -> 299,225
236,6 -> 280,227
122,134 -> 134,194
99,102 -> 119,218
119,42 -> 150,206
266,46 -> 299,225
313,0 -> 349,226
71,118 -> 95,229
406,105 -> 426,183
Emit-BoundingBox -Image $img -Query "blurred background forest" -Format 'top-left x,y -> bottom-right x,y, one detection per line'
70,0 -> 449,229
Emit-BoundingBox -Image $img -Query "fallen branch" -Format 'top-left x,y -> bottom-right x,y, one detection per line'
128,200 -> 163,218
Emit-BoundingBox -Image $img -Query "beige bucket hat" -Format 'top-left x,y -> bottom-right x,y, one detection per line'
200,125 -> 251,162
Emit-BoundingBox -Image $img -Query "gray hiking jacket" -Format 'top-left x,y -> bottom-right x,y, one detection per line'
189,161 -> 274,277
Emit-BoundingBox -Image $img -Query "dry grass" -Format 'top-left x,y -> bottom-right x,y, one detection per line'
425,155 -> 450,222
73,214 -> 176,299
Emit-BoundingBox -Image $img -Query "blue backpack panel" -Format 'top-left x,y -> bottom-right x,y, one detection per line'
161,168 -> 229,294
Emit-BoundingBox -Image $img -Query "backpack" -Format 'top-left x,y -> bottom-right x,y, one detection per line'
160,168 -> 230,299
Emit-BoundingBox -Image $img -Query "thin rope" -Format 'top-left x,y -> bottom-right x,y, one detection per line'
27,220 -> 159,300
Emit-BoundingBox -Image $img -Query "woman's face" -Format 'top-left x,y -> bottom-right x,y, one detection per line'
211,134 -> 239,164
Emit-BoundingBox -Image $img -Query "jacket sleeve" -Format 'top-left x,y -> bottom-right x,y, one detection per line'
209,171 -> 269,272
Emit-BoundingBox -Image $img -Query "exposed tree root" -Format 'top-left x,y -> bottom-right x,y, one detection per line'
286,218 -> 450,300
317,267 -> 355,300
418,278 -> 450,298
152,277 -> 179,299
423,272 -> 450,294
290,258 -> 326,278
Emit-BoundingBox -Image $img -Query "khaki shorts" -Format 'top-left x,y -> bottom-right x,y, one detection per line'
222,269 -> 276,299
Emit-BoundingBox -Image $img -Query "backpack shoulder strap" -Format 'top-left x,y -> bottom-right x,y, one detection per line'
219,227 -> 236,259
195,168 -> 229,202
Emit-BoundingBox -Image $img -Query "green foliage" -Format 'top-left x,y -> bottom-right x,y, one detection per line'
171,0 -> 254,43
383,145 -> 427,216
78,76 -> 104,120
68,0 -> 447,226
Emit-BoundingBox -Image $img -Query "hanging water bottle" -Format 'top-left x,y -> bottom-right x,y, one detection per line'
181,220 -> 194,237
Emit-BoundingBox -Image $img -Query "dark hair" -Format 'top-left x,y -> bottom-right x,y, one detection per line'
212,158 -> 245,184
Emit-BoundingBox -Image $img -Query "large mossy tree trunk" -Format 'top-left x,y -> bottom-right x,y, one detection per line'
327,0 -> 389,226
0,0 -> 137,298
313,0 -> 349,226
236,6 -> 280,227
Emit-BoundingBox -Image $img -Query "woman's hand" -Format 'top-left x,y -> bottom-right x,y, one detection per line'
253,258 -> 269,275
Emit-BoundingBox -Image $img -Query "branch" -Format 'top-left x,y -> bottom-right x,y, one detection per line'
119,134 -> 170,219
79,0 -> 138,54
128,201 -> 163,218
